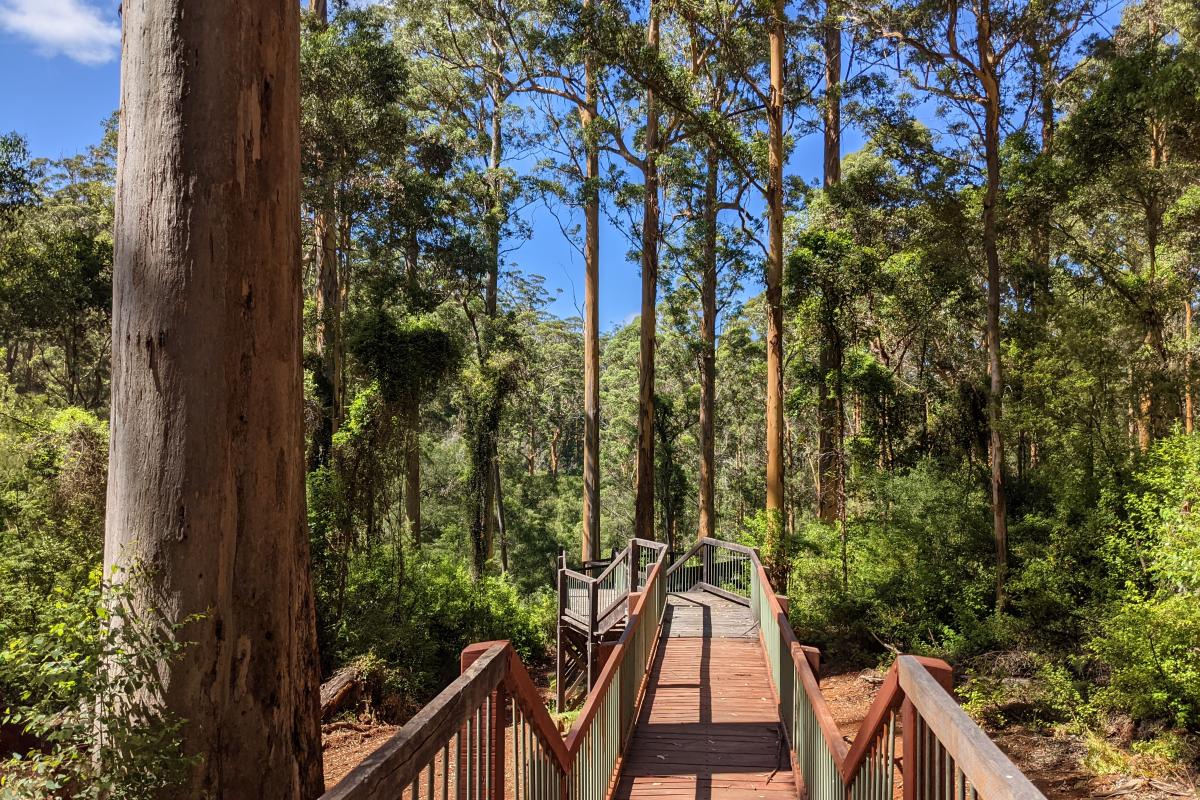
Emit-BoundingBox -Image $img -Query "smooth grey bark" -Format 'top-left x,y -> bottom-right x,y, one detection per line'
106,0 -> 323,795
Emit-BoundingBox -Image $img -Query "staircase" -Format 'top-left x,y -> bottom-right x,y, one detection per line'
555,539 -> 666,711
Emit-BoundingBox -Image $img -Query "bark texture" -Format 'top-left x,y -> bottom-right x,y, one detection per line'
817,1 -> 843,525
764,0 -> 787,567
581,5 -> 602,563
106,0 -> 323,796
634,6 -> 661,541
978,5 -> 1009,610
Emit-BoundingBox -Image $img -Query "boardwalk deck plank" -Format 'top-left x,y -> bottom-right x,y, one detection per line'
612,593 -> 798,800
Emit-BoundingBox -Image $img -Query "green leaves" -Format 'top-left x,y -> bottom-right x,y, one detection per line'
0,573 -> 195,799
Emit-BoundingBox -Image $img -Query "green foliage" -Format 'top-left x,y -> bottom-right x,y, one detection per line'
0,121 -> 114,409
0,573 -> 193,799
1089,434 -> 1200,728
785,462 -> 999,660
349,309 -> 461,407
0,394 -> 107,648
318,550 -> 553,717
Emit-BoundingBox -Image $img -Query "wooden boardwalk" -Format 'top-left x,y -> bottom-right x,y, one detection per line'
612,594 -> 798,800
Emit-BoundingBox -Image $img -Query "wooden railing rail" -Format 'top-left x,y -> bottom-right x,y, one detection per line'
665,538 -> 754,600
322,640 -> 515,800
563,550 -> 667,800
740,540 -> 1048,800
897,656 -> 1044,800
324,541 -> 669,800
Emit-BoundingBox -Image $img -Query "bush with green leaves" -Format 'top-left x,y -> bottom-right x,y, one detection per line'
784,460 -> 999,661
1089,433 -> 1200,729
316,546 -> 555,719
0,396 -> 107,653
0,571 -> 193,799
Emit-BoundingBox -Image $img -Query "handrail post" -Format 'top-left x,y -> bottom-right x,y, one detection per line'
491,680 -> 507,800
461,643 -> 503,800
900,660 -> 952,800
630,541 -> 639,593
557,567 -> 566,712
587,579 -> 599,690
902,696 -> 918,800
701,540 -> 711,585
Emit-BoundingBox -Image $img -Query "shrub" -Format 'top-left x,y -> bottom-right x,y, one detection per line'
1089,433 -> 1200,730
784,461 -> 999,660
0,571 -> 194,799
320,550 -> 554,718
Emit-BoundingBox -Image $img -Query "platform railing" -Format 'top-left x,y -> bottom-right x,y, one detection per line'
744,543 -> 1048,800
323,541 -> 669,800
663,537 -> 753,600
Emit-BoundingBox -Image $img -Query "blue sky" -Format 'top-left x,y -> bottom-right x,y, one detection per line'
0,0 -> 865,329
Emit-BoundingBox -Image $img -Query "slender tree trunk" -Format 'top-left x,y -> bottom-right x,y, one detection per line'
106,0 -> 323,794
764,0 -> 787,574
485,70 -> 503,319
550,428 -> 561,478
698,149 -> 718,540
482,70 -> 504,558
817,1 -> 842,525
581,22 -> 602,563
1187,299 -> 1194,435
311,210 -> 340,469
979,13 -> 1009,611
311,0 -> 341,471
634,4 -> 661,541
406,401 -> 421,545
494,459 -> 509,572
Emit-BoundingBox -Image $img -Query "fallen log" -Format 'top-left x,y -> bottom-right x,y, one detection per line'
320,665 -> 363,721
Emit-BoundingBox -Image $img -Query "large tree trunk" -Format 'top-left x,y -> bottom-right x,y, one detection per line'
634,5 -> 661,541
817,1 -> 842,525
581,70 -> 601,563
979,13 -> 1009,612
697,149 -> 718,541
106,0 -> 323,795
764,0 -> 787,574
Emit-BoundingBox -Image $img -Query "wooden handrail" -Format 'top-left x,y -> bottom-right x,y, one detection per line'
897,656 -> 1044,799
591,545 -> 629,585
324,642 -> 511,800
565,552 -> 665,754
662,538 -> 705,579
839,655 -> 952,782
560,567 -> 593,583
737,533 -> 1048,800
751,555 -> 852,765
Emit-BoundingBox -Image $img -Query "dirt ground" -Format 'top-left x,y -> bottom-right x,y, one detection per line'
323,721 -> 401,789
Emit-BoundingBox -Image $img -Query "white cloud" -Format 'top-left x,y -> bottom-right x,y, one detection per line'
0,0 -> 119,66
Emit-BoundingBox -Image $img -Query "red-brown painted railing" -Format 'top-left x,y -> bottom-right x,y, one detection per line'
323,537 -> 1047,800
741,541 -> 1047,800
321,544 -> 669,800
